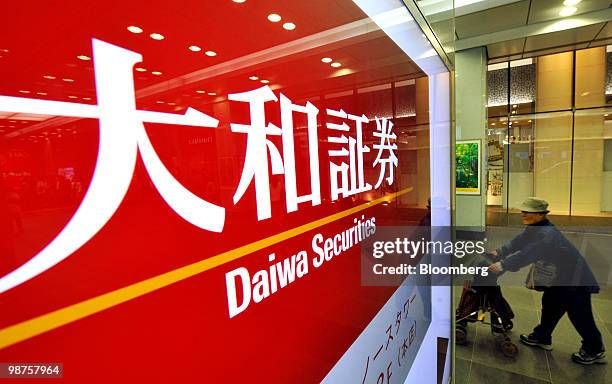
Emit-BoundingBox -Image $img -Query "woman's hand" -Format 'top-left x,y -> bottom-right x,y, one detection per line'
488,262 -> 503,274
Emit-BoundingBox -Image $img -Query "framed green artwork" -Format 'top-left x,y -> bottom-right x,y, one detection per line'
456,140 -> 480,195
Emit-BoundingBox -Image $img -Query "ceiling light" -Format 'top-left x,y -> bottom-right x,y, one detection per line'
151,71 -> 162,75
321,57 -> 332,63
135,67 -> 147,72
282,22 -> 296,31
205,50 -> 217,57
167,102 -> 176,106
605,114 -> 609,117
563,0 -> 581,6
18,90 -> 30,93
150,33 -> 165,40
208,92 -> 216,96
43,75 -> 56,79
491,123 -> 496,126
528,120 -> 532,122
509,122 -> 512,125
232,0 -> 246,3
512,104 -> 517,108
188,45 -> 202,52
68,96 -> 78,99
77,55 -> 91,61
156,101 -> 165,104
249,76 -> 259,80
512,111 -> 516,114
36,92 -> 47,95
331,62 -> 342,68
559,7 -> 577,17
260,79 -> 270,84
196,90 -> 205,94
268,14 -> 282,22
127,26 -> 143,34
62,78 -> 74,82
82,97 -> 92,100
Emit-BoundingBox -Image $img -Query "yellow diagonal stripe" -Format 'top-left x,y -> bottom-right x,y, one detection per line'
0,187 -> 413,350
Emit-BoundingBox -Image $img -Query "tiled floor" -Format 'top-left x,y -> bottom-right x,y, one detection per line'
454,286 -> 612,384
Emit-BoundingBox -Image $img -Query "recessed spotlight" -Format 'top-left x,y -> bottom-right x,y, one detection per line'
151,71 -> 162,75
282,22 -> 296,31
36,92 -> 47,95
509,122 -> 513,125
605,114 -> 609,117
249,76 -> 259,81
127,26 -> 143,34
491,123 -> 496,126
18,90 -> 30,94
68,96 -> 78,99
77,55 -> 91,61
512,110 -> 516,114
559,6 -> 577,17
321,57 -> 332,63
563,0 -> 581,6
512,104 -> 517,108
43,75 -> 56,80
232,0 -> 246,3
156,101 -> 165,104
167,102 -> 176,106
188,45 -> 202,52
268,14 -> 282,22
205,50 -> 217,57
135,67 -> 147,72
260,79 -> 270,84
150,33 -> 165,40
528,119 -> 532,122
62,78 -> 74,82
82,97 -> 92,100
208,92 -> 216,96
331,62 -> 341,68
196,90 -> 205,94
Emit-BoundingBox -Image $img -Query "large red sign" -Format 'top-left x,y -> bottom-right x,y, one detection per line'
0,1 -> 432,381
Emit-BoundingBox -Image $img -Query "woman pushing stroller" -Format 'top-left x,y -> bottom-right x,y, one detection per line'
488,197 -> 606,365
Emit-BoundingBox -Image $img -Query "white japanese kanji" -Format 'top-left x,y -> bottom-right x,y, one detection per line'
372,117 -> 398,188
326,109 -> 372,200
280,94 -> 321,213
230,86 -> 321,221
0,39 -> 224,293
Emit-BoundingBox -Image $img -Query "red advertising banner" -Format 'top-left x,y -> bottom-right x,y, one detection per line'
0,1 -> 435,382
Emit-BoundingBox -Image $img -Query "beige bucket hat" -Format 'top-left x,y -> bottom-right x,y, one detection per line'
519,197 -> 549,213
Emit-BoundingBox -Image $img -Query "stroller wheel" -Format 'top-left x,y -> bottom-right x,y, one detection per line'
503,320 -> 513,331
500,341 -> 519,358
456,327 -> 468,345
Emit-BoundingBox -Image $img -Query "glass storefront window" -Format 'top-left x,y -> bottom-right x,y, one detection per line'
575,47 -> 607,109
572,107 -> 612,216
535,52 -> 573,113
488,46 -> 612,220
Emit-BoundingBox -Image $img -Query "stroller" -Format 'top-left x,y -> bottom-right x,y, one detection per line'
455,253 -> 519,358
